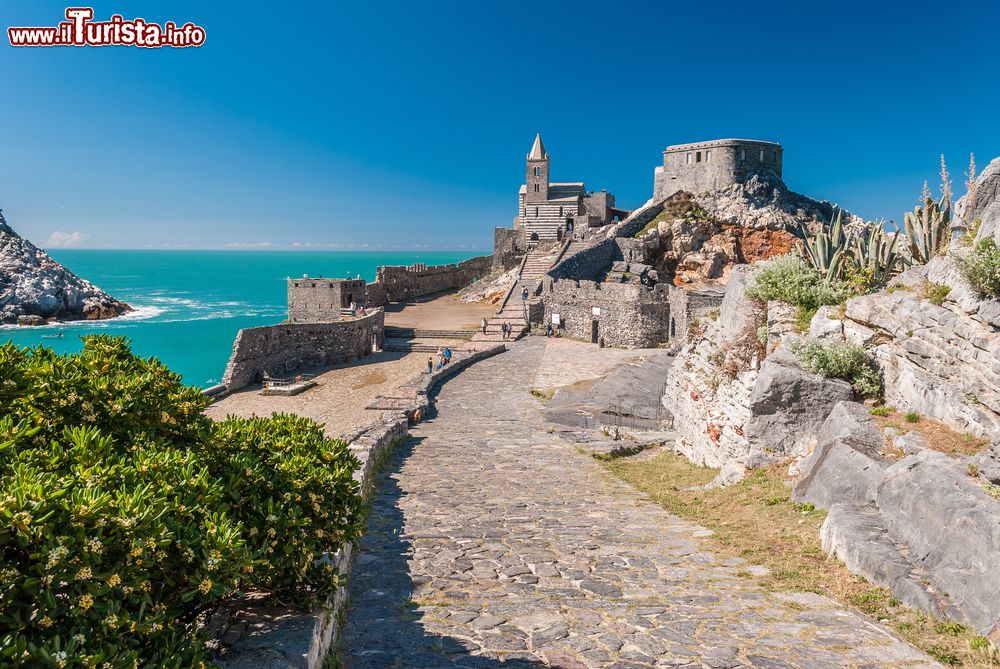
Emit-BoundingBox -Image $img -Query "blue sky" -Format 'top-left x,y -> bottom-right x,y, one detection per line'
2,0 -> 998,251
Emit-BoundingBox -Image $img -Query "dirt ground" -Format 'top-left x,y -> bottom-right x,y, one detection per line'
205,292 -> 495,438
383,291 -> 494,329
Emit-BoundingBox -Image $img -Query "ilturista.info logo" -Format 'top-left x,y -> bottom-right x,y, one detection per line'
8,7 -> 206,48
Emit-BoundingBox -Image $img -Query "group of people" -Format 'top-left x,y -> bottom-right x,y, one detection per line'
480,317 -> 516,340
427,346 -> 453,374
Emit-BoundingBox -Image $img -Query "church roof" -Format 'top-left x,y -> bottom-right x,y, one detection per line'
527,133 -> 547,160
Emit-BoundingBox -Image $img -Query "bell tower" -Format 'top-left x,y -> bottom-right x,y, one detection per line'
525,133 -> 549,203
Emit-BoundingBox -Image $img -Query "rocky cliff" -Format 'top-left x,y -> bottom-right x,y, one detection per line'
629,173 -> 857,286
0,212 -> 131,325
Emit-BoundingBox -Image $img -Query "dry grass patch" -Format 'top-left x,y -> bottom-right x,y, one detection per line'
871,409 -> 991,457
604,451 -> 999,667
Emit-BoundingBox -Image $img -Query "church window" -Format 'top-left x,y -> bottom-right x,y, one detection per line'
759,148 -> 765,161
534,166 -> 541,176
696,151 -> 702,163
686,152 -> 692,165
534,206 -> 539,217
534,184 -> 539,192
706,150 -> 712,162
740,148 -> 746,161
559,206 -> 563,216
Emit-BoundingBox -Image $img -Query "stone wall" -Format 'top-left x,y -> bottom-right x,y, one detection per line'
654,139 -> 783,200
221,310 -> 384,391
541,279 -> 670,348
493,227 -> 524,272
366,255 -> 492,306
667,285 -> 726,346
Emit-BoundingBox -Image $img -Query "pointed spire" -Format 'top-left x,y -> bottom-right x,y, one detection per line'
527,133 -> 547,160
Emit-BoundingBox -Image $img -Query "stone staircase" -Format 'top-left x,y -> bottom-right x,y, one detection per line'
470,246 -> 563,344
383,326 -> 475,353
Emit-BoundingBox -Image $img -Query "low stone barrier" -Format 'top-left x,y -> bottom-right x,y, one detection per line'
209,343 -> 507,668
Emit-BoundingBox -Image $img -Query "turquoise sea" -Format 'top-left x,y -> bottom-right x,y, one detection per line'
1,250 -> 484,387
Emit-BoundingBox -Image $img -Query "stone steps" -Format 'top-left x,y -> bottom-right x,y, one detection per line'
384,327 -> 475,339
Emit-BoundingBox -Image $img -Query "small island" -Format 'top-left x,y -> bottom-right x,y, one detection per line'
0,209 -> 131,325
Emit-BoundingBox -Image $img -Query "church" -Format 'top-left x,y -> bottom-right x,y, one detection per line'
515,134 -> 628,242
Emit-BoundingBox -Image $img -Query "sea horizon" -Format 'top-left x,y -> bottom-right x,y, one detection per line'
1,249 -> 488,386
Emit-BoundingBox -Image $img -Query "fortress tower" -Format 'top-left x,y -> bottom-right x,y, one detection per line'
653,139 -> 783,200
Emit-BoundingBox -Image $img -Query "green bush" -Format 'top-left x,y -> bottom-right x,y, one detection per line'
955,237 -> 1000,298
746,255 -> 854,325
207,415 -> 364,608
0,336 -> 364,667
789,337 -> 883,400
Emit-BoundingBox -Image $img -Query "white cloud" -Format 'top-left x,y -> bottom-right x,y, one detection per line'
43,230 -> 89,248
223,241 -> 274,248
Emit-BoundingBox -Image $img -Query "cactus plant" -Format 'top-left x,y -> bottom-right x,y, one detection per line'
798,210 -> 850,284
852,224 -> 902,290
903,196 -> 951,264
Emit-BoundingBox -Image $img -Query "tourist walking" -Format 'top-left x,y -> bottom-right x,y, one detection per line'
521,286 -> 528,301
481,318 -> 488,335
427,357 -> 433,374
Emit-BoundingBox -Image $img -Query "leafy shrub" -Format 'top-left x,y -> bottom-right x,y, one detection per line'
954,237 -> 1000,298
789,337 -> 883,400
870,406 -> 895,417
746,255 -> 854,325
0,336 -> 364,667
905,411 -> 921,423
207,415 -> 364,608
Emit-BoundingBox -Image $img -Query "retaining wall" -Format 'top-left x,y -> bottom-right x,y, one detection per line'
221,310 -> 385,391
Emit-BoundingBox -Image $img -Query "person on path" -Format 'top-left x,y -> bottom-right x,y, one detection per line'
481,318 -> 488,335
427,357 -> 433,374
521,286 -> 529,301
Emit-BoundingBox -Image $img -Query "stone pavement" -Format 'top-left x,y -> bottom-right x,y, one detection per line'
341,338 -> 939,668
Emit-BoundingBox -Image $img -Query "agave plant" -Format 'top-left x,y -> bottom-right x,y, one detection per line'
903,196 -> 950,264
851,223 -> 902,290
798,210 -> 850,284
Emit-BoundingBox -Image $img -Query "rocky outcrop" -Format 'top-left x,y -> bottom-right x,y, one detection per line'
662,264 -> 855,485
746,349 -> 854,465
837,259 -> 1000,437
626,174 -> 851,286
955,156 -> 1000,246
699,172 -> 860,232
0,212 -> 130,324
795,401 -> 1000,637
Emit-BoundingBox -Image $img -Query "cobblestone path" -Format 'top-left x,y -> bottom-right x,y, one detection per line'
342,339 -> 938,669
